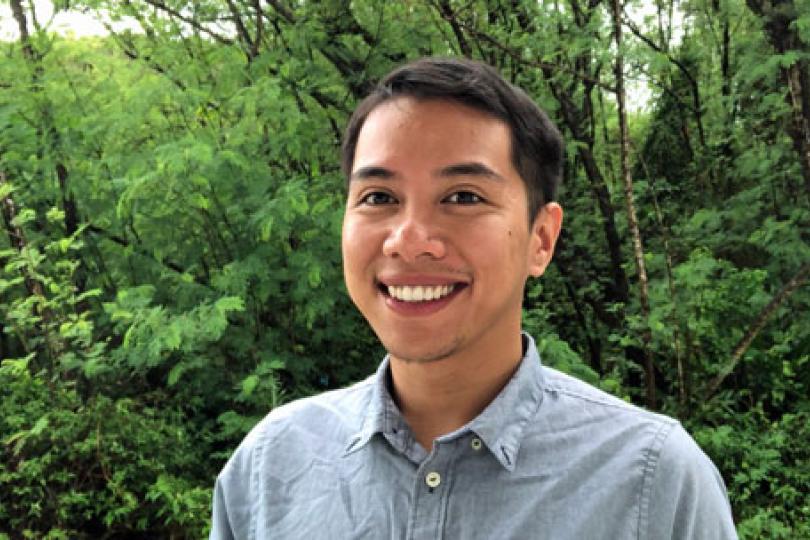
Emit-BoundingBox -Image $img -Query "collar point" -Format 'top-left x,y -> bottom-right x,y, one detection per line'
496,443 -> 518,472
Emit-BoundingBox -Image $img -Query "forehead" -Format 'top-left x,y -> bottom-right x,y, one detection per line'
353,98 -> 513,172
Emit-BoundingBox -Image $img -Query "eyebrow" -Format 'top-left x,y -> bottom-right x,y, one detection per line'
438,162 -> 504,181
350,166 -> 396,181
351,162 -> 503,182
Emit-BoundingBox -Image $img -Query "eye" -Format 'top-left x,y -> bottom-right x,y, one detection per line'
359,191 -> 397,205
444,191 -> 484,204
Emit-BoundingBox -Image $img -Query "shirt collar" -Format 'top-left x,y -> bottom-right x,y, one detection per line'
464,333 -> 545,471
345,333 -> 546,472
343,357 -> 404,455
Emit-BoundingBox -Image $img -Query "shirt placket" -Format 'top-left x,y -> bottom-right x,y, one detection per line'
406,442 -> 455,540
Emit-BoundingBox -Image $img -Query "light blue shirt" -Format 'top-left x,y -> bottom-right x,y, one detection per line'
211,334 -> 737,539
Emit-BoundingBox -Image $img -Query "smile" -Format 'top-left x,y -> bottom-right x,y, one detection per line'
387,284 -> 456,302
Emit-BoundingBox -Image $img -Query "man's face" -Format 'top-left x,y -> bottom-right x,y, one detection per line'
342,98 -> 560,363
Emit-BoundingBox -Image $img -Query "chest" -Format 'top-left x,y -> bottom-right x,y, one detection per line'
249,436 -> 643,540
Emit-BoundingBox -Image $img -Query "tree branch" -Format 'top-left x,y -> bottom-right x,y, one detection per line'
224,0 -> 255,58
10,0 -> 36,61
251,0 -> 264,59
265,0 -> 296,24
138,0 -> 234,45
86,224 -> 210,287
622,11 -> 707,148
433,0 -> 472,57
704,263 -> 810,399
449,17 -> 616,92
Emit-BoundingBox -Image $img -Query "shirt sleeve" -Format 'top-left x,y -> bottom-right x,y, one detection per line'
210,435 -> 258,540
643,423 -> 738,539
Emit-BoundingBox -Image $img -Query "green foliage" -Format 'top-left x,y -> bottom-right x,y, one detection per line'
692,407 -> 810,538
1,0 -> 808,536
0,359 -> 210,537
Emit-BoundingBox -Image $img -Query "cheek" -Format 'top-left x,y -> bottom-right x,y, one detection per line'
463,222 -> 522,268
341,222 -> 360,276
341,217 -> 363,255
487,224 -> 532,278
341,220 -> 381,278
342,243 -> 362,281
341,236 -> 366,308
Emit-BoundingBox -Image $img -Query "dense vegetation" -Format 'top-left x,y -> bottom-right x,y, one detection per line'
1,0 -> 808,537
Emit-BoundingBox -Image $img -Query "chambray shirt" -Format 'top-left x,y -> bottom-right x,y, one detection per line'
211,335 -> 737,539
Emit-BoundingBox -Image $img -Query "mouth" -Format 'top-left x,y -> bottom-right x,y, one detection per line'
377,281 -> 468,303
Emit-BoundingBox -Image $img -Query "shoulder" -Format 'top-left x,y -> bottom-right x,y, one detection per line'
644,423 -> 738,538
528,366 -> 683,481
536,366 -> 717,475
210,375 -> 377,539
243,374 -> 375,458
533,366 -> 681,473
216,374 -> 375,490
536,367 -> 736,538
539,365 -> 677,432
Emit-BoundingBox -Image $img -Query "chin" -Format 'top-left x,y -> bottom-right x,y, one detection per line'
382,334 -> 463,364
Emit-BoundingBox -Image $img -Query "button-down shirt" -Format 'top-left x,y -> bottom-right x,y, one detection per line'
211,335 -> 737,539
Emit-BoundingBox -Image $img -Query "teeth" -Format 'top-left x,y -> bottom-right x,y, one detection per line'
387,284 -> 456,302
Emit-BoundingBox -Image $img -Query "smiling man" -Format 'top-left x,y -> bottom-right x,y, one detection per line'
211,58 -> 737,539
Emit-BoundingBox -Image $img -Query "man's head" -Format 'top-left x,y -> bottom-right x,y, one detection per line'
341,57 -> 563,365
341,57 -> 564,222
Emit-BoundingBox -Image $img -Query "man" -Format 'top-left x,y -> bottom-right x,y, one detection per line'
211,57 -> 737,539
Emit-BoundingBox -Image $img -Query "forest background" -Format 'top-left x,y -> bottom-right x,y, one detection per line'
1,0 -> 809,537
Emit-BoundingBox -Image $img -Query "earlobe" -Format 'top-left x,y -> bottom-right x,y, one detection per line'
528,203 -> 563,277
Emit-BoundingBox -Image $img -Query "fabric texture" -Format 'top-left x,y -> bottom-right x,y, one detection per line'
210,334 -> 738,539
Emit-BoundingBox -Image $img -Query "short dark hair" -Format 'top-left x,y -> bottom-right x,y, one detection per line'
340,57 -> 564,220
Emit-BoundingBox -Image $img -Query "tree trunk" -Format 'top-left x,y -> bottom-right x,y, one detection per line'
611,0 -> 656,409
0,170 -> 59,360
786,63 -> 810,197
550,84 -> 631,307
746,0 -> 810,199
10,0 -> 34,60
503,0 -> 632,310
636,150 -> 686,405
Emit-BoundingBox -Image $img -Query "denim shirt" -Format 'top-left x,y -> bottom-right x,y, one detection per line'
211,335 -> 737,539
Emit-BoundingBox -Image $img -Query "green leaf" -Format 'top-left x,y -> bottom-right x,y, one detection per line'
167,363 -> 187,386
0,182 -> 15,200
308,265 -> 321,287
260,215 -> 275,241
215,296 -> 245,313
46,207 -> 65,223
30,415 -> 49,436
10,208 -> 35,228
241,374 -> 259,396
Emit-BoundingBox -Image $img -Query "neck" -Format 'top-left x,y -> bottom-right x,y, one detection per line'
389,332 -> 524,452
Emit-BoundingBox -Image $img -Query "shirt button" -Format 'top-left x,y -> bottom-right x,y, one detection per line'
425,471 -> 441,488
471,437 -> 483,451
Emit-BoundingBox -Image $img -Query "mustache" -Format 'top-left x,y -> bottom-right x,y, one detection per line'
377,262 -> 470,276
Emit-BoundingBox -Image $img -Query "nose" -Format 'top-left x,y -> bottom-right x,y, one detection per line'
382,209 -> 446,262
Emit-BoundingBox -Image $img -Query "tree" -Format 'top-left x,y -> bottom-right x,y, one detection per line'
1,0 -> 808,536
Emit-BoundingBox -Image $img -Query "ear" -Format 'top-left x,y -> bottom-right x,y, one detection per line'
527,202 -> 563,278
